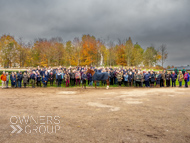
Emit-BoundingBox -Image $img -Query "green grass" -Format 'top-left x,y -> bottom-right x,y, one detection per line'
0,78 -> 189,87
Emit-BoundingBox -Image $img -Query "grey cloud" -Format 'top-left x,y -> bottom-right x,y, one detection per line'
0,0 -> 190,66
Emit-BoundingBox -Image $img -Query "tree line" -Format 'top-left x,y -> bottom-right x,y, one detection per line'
0,34 -> 168,68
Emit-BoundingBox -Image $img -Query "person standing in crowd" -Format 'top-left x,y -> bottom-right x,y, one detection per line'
23,72 -> 28,88
44,71 -> 49,86
171,71 -> 177,87
10,73 -> 16,88
17,72 -> 23,88
178,71 -> 184,87
14,72 -> 18,88
133,72 -> 137,87
128,72 -> 133,87
160,70 -> 166,87
110,70 -> 114,85
75,71 -> 81,86
150,71 -> 155,88
117,71 -> 123,87
136,72 -> 142,87
156,71 -> 162,88
166,71 -> 171,87
124,72 -> 129,87
6,72 -> 9,88
173,67 -> 179,75
87,71 -> 91,85
27,70 -> 31,87
56,70 -> 62,87
70,70 -> 75,86
88,72 -> 93,86
64,72 -> 70,87
141,71 -> 145,87
42,75 -> 47,87
49,71 -> 54,86
182,68 -> 186,75
144,71 -> 150,87
184,71 -> 189,88
30,71 -> 36,88
82,71 -> 87,89
36,72 -> 42,87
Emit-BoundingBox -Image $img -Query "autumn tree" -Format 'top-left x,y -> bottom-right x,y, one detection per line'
116,44 -> 127,66
0,35 -> 19,68
125,37 -> 134,66
159,44 -> 168,67
143,46 -> 160,67
80,35 -> 98,66
131,43 -> 144,66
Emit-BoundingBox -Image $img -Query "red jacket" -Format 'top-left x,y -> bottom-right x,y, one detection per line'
1,74 -> 7,81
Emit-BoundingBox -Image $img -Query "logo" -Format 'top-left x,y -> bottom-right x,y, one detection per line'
10,116 -> 61,134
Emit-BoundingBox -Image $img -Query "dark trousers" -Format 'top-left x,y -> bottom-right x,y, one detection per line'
37,81 -> 41,87
24,83 -> 27,88
172,81 -> 176,87
166,80 -> 170,87
145,81 -> 149,87
185,80 -> 188,87
118,81 -> 122,86
160,79 -> 163,87
124,81 -> 128,86
179,81 -> 182,87
136,81 -> 141,87
71,79 -> 75,86
82,80 -> 86,88
58,79 -> 61,87
128,81 -> 132,87
18,80 -> 22,88
110,78 -> 114,85
102,81 -> 106,86
50,80 -> 54,86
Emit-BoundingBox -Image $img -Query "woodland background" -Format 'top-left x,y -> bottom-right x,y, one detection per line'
0,34 -> 168,68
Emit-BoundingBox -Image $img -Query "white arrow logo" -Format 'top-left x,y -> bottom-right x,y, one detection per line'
10,125 -> 23,133
16,125 -> 23,133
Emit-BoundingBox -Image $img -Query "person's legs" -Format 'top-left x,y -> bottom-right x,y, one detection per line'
179,81 -> 181,87
136,81 -> 138,87
124,81 -> 126,86
6,81 -> 8,88
139,82 -> 142,87
2,81 -> 4,88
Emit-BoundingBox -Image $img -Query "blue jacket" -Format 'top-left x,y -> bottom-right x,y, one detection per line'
150,74 -> 155,82
40,71 -> 45,76
128,74 -> 133,82
170,73 -> 177,81
42,77 -> 48,84
30,74 -> 36,80
11,76 -> 16,85
124,74 -> 128,81
156,74 -> 162,81
37,75 -> 41,82
144,74 -> 150,81
17,73 -> 23,81
82,74 -> 87,80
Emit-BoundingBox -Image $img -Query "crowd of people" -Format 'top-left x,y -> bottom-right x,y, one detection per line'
0,66 -> 189,89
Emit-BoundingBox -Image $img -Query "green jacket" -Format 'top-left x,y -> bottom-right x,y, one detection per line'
136,74 -> 142,82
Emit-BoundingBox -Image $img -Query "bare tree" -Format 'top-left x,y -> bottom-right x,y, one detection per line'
160,44 -> 168,67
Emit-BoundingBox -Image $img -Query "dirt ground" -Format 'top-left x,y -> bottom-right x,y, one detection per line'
0,87 -> 190,143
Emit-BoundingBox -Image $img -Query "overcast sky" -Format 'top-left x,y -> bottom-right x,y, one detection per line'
0,0 -> 190,67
